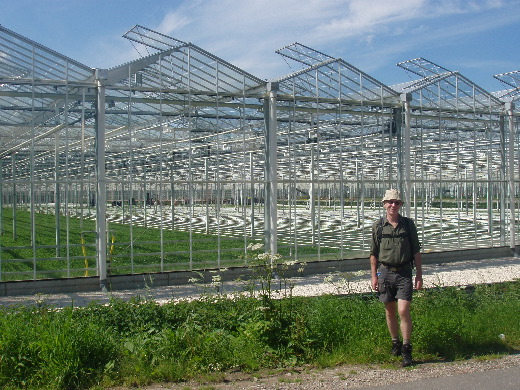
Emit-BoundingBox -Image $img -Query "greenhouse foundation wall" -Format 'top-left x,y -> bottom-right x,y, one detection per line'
0,246 -> 514,297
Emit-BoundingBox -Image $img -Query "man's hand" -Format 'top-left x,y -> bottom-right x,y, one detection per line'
371,275 -> 379,291
414,275 -> 423,290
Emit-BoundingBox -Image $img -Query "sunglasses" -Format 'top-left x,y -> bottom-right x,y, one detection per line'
385,200 -> 402,205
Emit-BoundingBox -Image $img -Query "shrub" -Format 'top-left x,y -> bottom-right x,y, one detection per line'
0,305 -> 120,389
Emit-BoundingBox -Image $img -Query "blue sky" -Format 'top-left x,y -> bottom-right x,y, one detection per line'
2,0 -> 519,92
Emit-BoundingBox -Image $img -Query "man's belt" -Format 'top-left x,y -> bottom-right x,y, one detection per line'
380,262 -> 411,272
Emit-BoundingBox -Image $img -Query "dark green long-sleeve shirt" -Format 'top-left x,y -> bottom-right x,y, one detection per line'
370,215 -> 421,267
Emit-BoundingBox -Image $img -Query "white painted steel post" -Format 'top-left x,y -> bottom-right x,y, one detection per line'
266,82 -> 279,256
310,146 -> 315,245
401,93 -> 412,216
12,155 -> 16,240
506,102 -> 516,254
95,69 -> 108,289
250,151 -> 255,237
205,158 -> 209,234
0,150 -> 2,236
55,134 -> 61,257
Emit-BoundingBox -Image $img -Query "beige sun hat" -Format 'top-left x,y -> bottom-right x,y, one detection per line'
382,189 -> 402,202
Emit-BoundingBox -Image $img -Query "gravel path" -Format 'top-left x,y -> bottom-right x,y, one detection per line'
123,354 -> 520,389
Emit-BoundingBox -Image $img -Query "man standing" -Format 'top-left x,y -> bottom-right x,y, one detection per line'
370,189 -> 423,367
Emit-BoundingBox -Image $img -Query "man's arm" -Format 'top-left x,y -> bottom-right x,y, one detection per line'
370,254 -> 379,291
408,218 -> 423,290
413,252 -> 423,290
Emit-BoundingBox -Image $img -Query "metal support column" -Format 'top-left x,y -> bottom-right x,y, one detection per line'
11,155 -> 16,240
401,93 -> 412,216
506,102 -> 516,254
54,134 -> 61,257
250,151 -> 255,237
95,69 -> 108,289
0,151 -> 2,235
499,114 -> 507,245
310,145 -> 316,245
265,82 -> 279,256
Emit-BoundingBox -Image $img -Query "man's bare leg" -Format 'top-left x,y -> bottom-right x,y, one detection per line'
384,301 -> 400,339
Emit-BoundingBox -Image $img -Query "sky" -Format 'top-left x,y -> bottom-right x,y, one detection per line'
1,0 -> 520,92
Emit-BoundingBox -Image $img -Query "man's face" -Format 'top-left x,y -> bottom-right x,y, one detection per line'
384,199 -> 402,215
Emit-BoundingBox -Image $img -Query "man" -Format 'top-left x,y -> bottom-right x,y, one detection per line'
370,189 -> 423,367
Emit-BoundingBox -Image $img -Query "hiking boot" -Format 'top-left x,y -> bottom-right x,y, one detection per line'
391,340 -> 402,356
401,343 -> 413,367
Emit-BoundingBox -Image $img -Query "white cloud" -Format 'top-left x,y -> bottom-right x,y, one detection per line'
429,0 -> 508,15
156,12 -> 191,36
96,0 -> 519,82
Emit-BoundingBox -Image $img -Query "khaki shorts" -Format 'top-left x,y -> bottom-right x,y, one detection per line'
377,265 -> 413,302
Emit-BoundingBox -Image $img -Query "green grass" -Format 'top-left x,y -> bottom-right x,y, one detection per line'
0,208 -> 351,281
0,280 -> 518,390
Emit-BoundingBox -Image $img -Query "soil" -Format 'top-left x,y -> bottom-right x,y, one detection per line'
108,353 -> 520,390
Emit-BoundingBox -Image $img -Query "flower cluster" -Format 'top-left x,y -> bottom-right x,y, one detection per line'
247,242 -> 264,251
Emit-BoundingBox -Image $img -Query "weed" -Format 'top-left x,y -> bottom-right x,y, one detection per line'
323,270 -> 367,295
278,376 -> 302,383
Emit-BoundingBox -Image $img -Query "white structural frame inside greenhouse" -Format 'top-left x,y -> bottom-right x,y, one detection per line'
0,24 -> 519,288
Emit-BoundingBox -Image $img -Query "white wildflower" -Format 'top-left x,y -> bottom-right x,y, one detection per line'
257,253 -> 271,261
323,275 -> 334,283
271,253 -> 282,261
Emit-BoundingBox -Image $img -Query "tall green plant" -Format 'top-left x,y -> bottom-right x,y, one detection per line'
0,305 -> 120,389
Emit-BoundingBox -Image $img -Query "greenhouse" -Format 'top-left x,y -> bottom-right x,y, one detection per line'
0,24 -> 518,288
